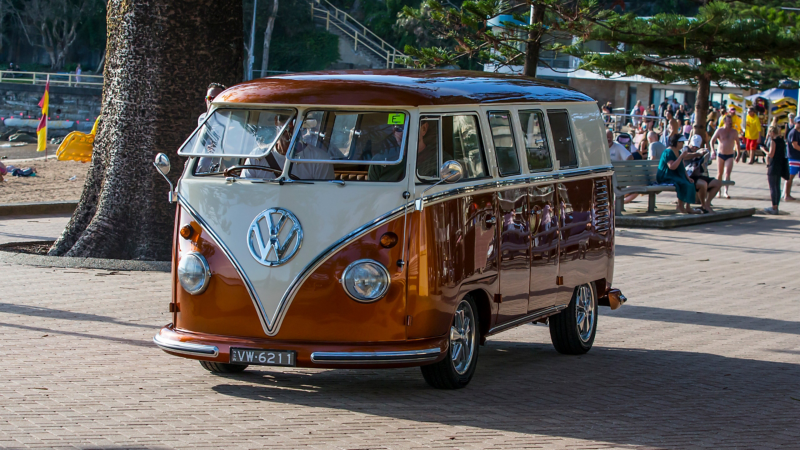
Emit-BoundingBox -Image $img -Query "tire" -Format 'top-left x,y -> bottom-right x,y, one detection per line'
199,360 -> 248,374
421,295 -> 480,389
549,283 -> 597,355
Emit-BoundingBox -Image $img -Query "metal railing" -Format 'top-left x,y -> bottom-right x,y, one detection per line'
309,0 -> 406,68
0,70 -> 103,87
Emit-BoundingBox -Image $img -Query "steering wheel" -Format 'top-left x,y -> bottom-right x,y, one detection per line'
223,165 -> 282,177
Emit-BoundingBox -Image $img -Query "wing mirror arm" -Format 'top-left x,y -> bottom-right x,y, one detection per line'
153,153 -> 177,203
414,160 -> 464,212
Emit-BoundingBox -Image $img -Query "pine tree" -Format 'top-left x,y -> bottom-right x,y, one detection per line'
563,1 -> 800,132
400,0 -> 609,77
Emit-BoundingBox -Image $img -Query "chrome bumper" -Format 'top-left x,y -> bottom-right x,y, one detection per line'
153,334 -> 219,357
310,348 -> 443,365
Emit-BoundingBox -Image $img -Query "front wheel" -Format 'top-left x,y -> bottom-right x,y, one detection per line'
421,295 -> 480,389
549,283 -> 597,355
199,360 -> 248,374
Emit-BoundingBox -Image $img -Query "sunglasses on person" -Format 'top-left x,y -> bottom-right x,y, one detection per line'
393,126 -> 404,133
205,95 -> 216,102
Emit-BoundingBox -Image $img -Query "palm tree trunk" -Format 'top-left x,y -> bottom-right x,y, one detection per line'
49,0 -> 243,260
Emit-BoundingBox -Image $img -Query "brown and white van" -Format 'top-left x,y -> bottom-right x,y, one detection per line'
152,70 -> 627,389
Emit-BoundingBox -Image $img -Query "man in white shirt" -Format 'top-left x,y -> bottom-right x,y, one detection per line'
607,129 -> 632,161
243,118 -> 334,180
647,131 -> 667,160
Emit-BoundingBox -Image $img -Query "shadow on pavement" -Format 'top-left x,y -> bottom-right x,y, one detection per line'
210,341 -> 800,448
614,305 -> 800,335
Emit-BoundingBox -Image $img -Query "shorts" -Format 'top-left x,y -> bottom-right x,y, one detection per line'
745,138 -> 759,151
790,159 -> 800,176
691,173 -> 714,184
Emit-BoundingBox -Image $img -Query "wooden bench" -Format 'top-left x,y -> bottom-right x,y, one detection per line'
612,160 -> 735,215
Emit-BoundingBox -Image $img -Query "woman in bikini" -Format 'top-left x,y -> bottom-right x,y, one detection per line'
710,115 -> 738,198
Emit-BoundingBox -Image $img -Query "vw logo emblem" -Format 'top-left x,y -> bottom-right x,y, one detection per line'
247,208 -> 303,267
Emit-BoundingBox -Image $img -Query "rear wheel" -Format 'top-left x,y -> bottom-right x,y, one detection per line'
549,283 -> 597,355
199,360 -> 248,374
421,295 -> 480,389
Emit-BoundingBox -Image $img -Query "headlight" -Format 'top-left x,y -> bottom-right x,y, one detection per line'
341,259 -> 390,302
178,252 -> 211,295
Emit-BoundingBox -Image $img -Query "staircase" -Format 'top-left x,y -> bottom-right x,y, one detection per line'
308,0 -> 407,69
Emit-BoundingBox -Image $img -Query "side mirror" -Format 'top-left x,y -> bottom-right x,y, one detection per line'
415,160 -> 464,212
153,153 -> 176,203
154,153 -> 171,176
439,160 -> 463,183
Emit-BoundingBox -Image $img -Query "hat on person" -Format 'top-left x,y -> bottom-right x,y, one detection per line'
728,106 -> 736,112
689,134 -> 703,148
669,134 -> 688,147
794,116 -> 800,123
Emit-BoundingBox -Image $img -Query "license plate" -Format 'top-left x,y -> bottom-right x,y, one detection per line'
230,348 -> 296,367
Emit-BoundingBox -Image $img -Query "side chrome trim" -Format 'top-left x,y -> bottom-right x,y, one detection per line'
153,334 -> 219,357
310,348 -> 443,364
486,304 -> 568,336
420,166 -> 612,208
177,194 -> 273,335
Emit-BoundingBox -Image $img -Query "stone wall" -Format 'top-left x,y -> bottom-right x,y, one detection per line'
569,78 -> 629,110
0,82 -> 101,134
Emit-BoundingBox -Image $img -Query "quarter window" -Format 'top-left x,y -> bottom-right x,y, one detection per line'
487,111 -> 521,176
417,115 -> 488,182
518,110 -> 553,172
546,111 -> 578,168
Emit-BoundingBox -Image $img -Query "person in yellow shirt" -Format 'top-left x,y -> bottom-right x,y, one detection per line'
718,106 -> 742,133
743,107 -> 762,165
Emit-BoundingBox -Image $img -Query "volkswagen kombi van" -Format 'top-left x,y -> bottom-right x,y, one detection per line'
152,70 -> 627,389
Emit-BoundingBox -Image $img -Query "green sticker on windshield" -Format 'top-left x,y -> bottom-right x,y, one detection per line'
388,113 -> 405,125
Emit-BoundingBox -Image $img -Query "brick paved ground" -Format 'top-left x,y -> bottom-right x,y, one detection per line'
0,162 -> 799,449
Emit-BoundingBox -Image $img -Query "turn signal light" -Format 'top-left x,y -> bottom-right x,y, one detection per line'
179,224 -> 194,240
379,232 -> 398,248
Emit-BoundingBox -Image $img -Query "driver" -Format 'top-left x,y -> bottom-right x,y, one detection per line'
242,116 -> 334,180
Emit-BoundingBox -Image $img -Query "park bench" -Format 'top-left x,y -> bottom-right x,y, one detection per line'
612,160 -> 735,215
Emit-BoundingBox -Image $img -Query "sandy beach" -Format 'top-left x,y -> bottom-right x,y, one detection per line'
1,157 -> 89,203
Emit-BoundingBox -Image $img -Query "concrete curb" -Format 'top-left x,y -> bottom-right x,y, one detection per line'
616,207 -> 756,228
0,201 -> 78,216
0,242 -> 170,272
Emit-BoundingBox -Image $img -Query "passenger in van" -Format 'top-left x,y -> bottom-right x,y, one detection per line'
369,121 -> 436,182
242,117 -> 334,180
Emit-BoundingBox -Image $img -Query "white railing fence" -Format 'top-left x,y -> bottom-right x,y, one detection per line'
309,0 -> 406,68
0,70 -> 103,88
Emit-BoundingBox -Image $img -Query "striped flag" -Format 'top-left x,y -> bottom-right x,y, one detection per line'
37,81 -> 49,152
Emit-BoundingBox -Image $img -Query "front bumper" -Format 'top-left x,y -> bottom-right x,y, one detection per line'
154,325 -> 448,369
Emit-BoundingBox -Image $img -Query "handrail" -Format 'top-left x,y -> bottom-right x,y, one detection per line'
0,70 -> 102,87
309,0 -> 406,68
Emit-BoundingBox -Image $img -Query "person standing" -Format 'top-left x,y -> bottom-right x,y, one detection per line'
764,125 -> 789,214
743,107 -> 762,165
710,115 -> 739,199
785,116 -> 800,201
75,64 -> 82,84
630,100 -> 644,127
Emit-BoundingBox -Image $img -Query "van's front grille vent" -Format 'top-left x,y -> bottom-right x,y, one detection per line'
594,179 -> 610,234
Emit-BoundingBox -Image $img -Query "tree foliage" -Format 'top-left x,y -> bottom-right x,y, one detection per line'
400,0 -> 609,76
563,1 -> 800,129
5,0 -> 101,70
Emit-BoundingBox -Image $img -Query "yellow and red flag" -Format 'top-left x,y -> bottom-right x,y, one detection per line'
37,81 -> 49,152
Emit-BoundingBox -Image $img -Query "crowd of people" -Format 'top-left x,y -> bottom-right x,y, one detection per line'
606,97 -> 797,215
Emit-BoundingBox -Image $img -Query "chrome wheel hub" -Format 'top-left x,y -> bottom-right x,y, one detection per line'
450,300 -> 476,375
575,284 -> 595,343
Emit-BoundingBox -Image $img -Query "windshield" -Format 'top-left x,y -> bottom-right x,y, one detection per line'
286,110 -> 408,165
178,108 -> 296,158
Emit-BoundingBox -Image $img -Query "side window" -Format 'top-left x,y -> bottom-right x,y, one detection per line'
546,111 -> 578,168
487,111 -> 521,176
518,110 -> 553,172
417,115 -> 488,182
